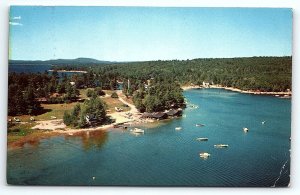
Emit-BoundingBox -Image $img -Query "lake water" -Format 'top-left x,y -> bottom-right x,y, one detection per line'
7,89 -> 291,186
9,64 -> 52,73
8,64 -> 83,79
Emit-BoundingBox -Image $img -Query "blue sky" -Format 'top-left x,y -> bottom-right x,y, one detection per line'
9,6 -> 292,61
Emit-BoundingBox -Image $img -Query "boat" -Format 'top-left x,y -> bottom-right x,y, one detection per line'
175,127 -> 182,130
13,117 -> 20,122
262,121 -> 266,125
199,152 -> 210,159
196,137 -> 208,141
214,144 -> 229,148
130,128 -> 144,134
196,124 -> 205,127
243,127 -> 249,132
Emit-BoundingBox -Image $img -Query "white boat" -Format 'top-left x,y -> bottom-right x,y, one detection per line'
196,124 -> 205,127
196,138 -> 208,141
13,117 -> 20,122
262,121 -> 266,125
243,127 -> 249,132
175,127 -> 182,130
214,144 -> 229,148
130,128 -> 144,134
199,152 -> 210,159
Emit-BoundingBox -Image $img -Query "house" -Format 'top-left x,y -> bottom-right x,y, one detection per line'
166,109 -> 182,117
50,93 -> 61,98
141,112 -> 153,118
35,97 -> 47,102
141,112 -> 168,120
70,81 -> 75,86
202,81 -> 210,88
85,114 -> 98,126
151,112 -> 168,120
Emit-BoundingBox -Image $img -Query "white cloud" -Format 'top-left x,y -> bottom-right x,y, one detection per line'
13,16 -> 21,20
9,22 -> 23,26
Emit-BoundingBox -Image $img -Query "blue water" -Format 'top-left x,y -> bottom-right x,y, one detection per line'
8,64 -> 85,79
9,64 -> 52,73
7,89 -> 291,186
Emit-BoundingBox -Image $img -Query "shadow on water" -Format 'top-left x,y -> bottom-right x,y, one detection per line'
65,130 -> 108,151
10,129 -> 108,152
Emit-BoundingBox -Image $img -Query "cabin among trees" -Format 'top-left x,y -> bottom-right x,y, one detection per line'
141,109 -> 182,120
142,112 -> 168,120
63,97 -> 108,128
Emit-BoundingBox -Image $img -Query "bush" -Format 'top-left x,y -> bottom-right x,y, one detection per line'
63,111 -> 73,126
86,89 -> 94,97
111,92 -> 118,98
95,87 -> 106,96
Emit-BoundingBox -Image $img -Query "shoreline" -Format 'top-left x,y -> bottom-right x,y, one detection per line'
48,69 -> 87,73
9,84 -> 291,149
8,92 -> 159,149
7,117 -> 161,150
182,84 -> 292,97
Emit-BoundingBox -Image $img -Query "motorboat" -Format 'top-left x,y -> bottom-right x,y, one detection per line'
243,127 -> 249,132
196,138 -> 208,141
214,144 -> 229,148
130,128 -> 144,134
175,127 -> 182,130
199,152 -> 210,159
196,124 -> 205,127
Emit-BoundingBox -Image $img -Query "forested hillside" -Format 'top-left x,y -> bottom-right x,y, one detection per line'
89,56 -> 291,92
8,56 -> 291,116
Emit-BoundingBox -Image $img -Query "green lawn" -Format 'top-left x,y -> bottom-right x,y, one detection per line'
102,96 -> 130,113
7,122 -> 37,143
8,102 -> 80,122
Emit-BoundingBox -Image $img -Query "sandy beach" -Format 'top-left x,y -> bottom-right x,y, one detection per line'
181,85 -> 202,91
48,69 -> 88,73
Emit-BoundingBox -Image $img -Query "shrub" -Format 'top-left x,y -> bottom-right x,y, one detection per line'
95,87 -> 106,96
111,92 -> 118,98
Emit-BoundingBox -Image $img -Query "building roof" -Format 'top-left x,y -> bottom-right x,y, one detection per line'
151,112 -> 167,119
142,112 -> 168,119
166,109 -> 182,116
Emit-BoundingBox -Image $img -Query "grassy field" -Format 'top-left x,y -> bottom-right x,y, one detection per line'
79,88 -> 93,99
8,89 -> 131,122
102,96 -> 130,113
119,93 -> 134,105
79,88 -> 113,99
7,122 -> 38,143
8,102 -> 80,122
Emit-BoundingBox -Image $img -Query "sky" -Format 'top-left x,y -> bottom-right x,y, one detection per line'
9,6 -> 292,61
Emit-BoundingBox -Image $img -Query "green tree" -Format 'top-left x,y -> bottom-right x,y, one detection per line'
84,97 -> 107,125
111,92 -> 118,98
95,87 -> 105,96
63,111 -> 73,126
86,89 -> 95,97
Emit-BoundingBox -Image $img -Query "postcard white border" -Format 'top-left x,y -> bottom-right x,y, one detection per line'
0,1 -> 299,195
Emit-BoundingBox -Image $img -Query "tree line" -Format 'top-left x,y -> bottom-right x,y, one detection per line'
54,56 -> 292,92
8,56 -> 292,117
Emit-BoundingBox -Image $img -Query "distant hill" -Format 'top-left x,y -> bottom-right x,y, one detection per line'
9,58 -> 114,65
